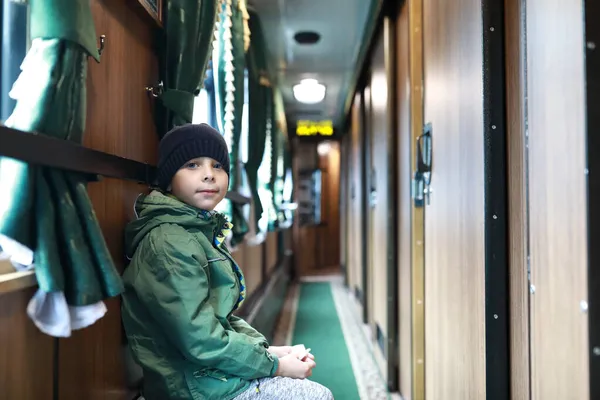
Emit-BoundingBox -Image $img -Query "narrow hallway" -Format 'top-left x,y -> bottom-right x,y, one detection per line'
273,276 -> 394,400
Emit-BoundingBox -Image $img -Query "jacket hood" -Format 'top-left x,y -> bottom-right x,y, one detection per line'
124,191 -> 228,258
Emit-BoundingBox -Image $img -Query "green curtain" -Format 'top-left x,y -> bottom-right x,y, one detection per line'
0,0 -> 123,335
155,0 -> 219,138
245,10 -> 269,234
214,0 -> 248,245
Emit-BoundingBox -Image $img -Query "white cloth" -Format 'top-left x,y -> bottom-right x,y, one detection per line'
1,233 -> 108,337
26,289 -> 107,337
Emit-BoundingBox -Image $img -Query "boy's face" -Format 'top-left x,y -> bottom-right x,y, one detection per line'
170,157 -> 228,211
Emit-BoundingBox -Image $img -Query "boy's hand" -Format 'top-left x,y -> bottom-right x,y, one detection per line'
275,354 -> 316,379
290,344 -> 315,361
267,345 -> 293,358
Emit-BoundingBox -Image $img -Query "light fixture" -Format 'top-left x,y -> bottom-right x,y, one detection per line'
317,141 -> 331,156
293,79 -> 326,104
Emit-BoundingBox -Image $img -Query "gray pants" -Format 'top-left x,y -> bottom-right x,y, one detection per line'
233,377 -> 334,400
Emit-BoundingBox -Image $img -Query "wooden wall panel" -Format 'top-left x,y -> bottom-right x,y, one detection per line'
235,243 -> 263,297
283,226 -> 293,253
367,29 -> 390,378
266,232 -> 278,273
0,288 -> 54,399
348,94 -> 365,301
292,141 -> 318,276
526,0 -> 589,398
291,139 -> 341,276
422,0 -> 486,397
407,0 -> 425,397
339,135 -> 348,280
59,0 -> 159,398
317,142 -> 341,269
396,2 -> 413,397
504,0 -> 530,398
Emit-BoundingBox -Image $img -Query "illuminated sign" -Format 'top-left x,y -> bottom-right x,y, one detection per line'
296,120 -> 334,137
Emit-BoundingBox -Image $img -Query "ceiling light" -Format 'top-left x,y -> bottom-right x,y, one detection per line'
293,79 -> 326,104
317,141 -> 332,156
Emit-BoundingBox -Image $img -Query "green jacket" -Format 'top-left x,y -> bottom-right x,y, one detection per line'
121,191 -> 278,400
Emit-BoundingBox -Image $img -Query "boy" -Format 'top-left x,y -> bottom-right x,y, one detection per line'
121,124 -> 333,400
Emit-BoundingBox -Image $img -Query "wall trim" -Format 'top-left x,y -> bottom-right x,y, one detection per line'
585,0 -> 600,397
482,0 -> 511,398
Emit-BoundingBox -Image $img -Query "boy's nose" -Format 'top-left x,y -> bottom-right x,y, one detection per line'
203,169 -> 215,182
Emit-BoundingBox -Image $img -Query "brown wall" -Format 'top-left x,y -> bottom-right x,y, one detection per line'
512,0 -> 589,398
61,1 -> 159,398
365,27 -> 392,377
292,139 -> 341,276
1,1 -> 158,399
317,142 -> 341,269
396,2 -> 413,397
423,0 -> 486,397
232,242 -> 264,298
347,93 -> 365,305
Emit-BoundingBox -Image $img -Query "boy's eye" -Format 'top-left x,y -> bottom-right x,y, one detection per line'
186,162 -> 198,169
213,163 -> 222,169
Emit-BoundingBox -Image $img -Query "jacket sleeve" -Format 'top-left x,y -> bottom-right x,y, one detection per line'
136,227 -> 279,379
229,315 -> 268,341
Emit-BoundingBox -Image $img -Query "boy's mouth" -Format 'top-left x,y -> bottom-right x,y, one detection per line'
197,189 -> 219,194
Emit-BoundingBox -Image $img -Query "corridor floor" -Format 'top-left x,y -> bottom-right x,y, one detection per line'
272,275 -> 394,400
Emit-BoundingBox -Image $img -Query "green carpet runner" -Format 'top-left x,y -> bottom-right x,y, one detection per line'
292,282 -> 360,399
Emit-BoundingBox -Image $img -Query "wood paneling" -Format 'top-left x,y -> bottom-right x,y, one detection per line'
348,93 -> 365,302
0,288 -> 54,400
339,135 -> 348,280
58,0 -> 159,398
526,0 -> 589,398
266,232 -> 278,273
317,142 -> 341,269
291,140 -> 341,276
396,2 -> 413,397
367,29 -> 390,379
504,0 -> 530,398
234,242 -> 263,297
407,0 -> 425,398
423,0 -> 486,397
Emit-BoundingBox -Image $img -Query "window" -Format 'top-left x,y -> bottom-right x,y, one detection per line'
192,88 -> 210,125
192,63 -> 231,216
1,0 -> 29,121
257,117 -> 274,233
239,69 -> 251,219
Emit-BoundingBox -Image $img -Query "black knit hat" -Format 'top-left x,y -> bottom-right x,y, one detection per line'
156,123 -> 230,190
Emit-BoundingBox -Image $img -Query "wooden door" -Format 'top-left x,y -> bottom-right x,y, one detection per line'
422,0 -> 486,397
526,0 -> 589,398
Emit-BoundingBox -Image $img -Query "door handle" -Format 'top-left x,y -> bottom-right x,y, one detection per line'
412,123 -> 433,207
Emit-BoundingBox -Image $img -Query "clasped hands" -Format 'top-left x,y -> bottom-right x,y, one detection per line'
270,344 -> 317,379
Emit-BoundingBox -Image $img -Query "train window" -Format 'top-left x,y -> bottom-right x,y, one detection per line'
257,117 -> 274,233
192,63 -> 231,216
1,0 -> 30,122
192,88 -> 210,125
239,69 -> 251,223
193,62 -> 216,127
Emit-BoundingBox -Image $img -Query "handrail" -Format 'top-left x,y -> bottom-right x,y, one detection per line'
0,124 -> 250,204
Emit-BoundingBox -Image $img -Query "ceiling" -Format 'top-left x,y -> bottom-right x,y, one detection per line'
249,0 -> 376,129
